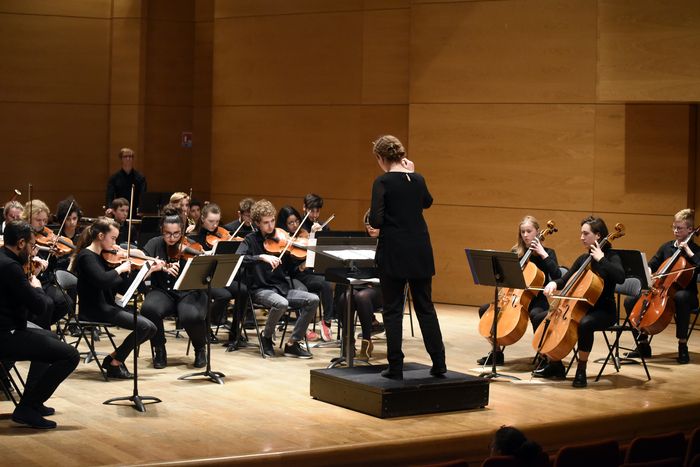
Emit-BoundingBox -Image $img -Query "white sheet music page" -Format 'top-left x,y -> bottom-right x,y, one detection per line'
305,238 -> 317,268
173,257 -> 194,291
116,262 -> 152,308
225,256 -> 245,287
325,249 -> 375,261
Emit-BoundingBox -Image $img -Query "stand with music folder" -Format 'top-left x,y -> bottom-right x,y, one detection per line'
466,249 -> 526,381
104,262 -> 161,412
174,253 -> 243,384
309,237 -> 377,369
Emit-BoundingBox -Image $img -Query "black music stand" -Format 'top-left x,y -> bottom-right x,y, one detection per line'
104,263 -> 161,412
175,253 -> 242,384
466,249 -> 526,381
310,239 -> 377,369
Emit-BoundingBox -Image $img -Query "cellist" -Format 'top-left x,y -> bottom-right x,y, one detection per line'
476,216 -> 561,365
536,216 -> 625,387
624,208 -> 700,364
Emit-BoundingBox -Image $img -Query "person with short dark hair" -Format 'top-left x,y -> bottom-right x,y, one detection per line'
107,197 -> 135,245
224,197 -> 256,237
0,220 -> 80,429
302,193 -> 329,234
106,147 -> 147,212
490,426 -> 546,466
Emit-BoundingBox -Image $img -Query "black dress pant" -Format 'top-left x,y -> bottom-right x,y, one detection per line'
82,307 -> 157,363
336,285 -> 382,340
141,289 -> 207,350
578,306 -> 616,353
0,328 -> 79,407
379,274 -> 445,371
624,289 -> 698,340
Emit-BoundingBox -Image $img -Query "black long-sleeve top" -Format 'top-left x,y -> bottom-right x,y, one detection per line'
527,247 -> 562,303
142,236 -> 189,296
74,249 -> 129,319
223,219 -> 256,237
0,247 -> 49,332
235,231 -> 295,295
648,240 -> 700,295
106,169 -> 147,210
554,248 -> 625,312
369,171 -> 434,279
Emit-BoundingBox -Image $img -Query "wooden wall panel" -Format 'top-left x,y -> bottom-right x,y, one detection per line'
410,0 -> 596,103
110,18 -> 145,106
143,106 -> 194,193
0,14 -> 111,104
598,0 -> 700,102
0,0 -> 110,17
211,105 -> 406,205
409,103 -> 596,211
594,104 -> 691,215
113,0 -> 144,19
109,104 -> 145,176
361,8 -> 410,105
213,12 -> 364,105
145,18 -> 194,106
214,0 -> 363,18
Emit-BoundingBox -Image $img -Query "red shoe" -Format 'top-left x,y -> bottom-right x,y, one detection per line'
320,320 -> 332,342
306,330 -> 319,341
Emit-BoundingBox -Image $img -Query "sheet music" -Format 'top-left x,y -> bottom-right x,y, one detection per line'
347,277 -> 380,285
116,262 -> 152,308
173,257 -> 194,291
225,256 -> 245,287
325,249 -> 375,261
305,238 -> 317,268
641,252 -> 653,290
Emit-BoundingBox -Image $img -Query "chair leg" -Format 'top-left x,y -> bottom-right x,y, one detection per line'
565,347 -> 578,377
687,310 -> 699,341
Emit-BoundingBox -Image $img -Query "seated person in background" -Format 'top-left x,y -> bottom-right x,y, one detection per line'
0,220 -> 80,429
169,192 -> 191,232
106,197 -> 135,245
490,426 -> 546,466
236,200 -> 318,358
224,197 -> 256,237
301,193 -> 330,234
1,200 -> 24,234
189,198 -> 203,234
53,197 -> 83,271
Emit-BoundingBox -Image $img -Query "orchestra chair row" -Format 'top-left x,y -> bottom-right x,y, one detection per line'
0,361 -> 25,406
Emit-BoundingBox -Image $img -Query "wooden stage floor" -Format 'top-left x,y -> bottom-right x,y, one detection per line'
2,304 -> 700,466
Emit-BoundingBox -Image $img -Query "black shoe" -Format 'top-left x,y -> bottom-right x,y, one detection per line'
12,405 -> 57,429
678,343 -> 690,364
283,341 -> 312,359
430,363 -> 447,378
371,321 -> 385,335
380,368 -> 403,380
34,403 -> 55,417
261,336 -> 276,357
194,347 -> 207,368
572,367 -> 587,388
152,345 -> 167,369
626,342 -> 652,359
477,351 -> 504,366
533,360 -> 565,379
103,356 -> 133,379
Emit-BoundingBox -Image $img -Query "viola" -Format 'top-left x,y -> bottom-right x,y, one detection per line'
35,226 -> 75,257
205,226 -> 243,248
629,225 -> 700,335
263,228 -> 309,259
478,221 -> 558,346
167,237 -> 204,261
532,223 -> 625,362
101,245 -> 159,270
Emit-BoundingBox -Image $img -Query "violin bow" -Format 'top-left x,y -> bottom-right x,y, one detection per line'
279,210 -> 310,261
126,184 -> 135,265
46,199 -> 74,261
228,219 -> 246,240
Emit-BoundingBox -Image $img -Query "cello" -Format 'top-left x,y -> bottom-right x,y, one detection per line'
629,225 -> 700,335
478,220 -> 558,346
532,223 -> 625,362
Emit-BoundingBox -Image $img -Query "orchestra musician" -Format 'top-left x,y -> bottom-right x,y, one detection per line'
223,197 -> 256,236
301,193 -> 329,234
476,216 -> 561,365
169,192 -> 190,231
537,216 -> 625,387
106,197 -> 135,245
53,197 -> 83,272
140,214 -> 207,369
369,135 -> 446,379
0,220 -> 79,429
2,200 -> 24,235
189,198 -> 203,234
624,208 -> 699,364
71,217 -> 157,379
236,199 -> 318,358
106,147 -> 147,213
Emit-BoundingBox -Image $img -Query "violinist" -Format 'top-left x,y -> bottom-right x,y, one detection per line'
169,192 -> 190,230
302,193 -> 329,234
22,200 -> 72,329
2,200 -> 24,235
71,217 -> 157,379
235,200 -> 318,358
106,147 -> 147,212
188,203 -> 248,343
107,197 -> 135,245
53,197 -> 83,271
537,216 -> 625,387
0,220 -> 79,429
189,198 -> 203,234
224,197 -> 256,236
624,209 -> 699,364
476,216 -> 561,365
140,214 -> 207,369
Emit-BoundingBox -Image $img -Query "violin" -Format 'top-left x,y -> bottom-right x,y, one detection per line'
263,228 -> 309,259
23,256 -> 44,277
478,221 -> 558,346
167,237 -> 204,261
629,225 -> 700,335
101,245 -> 159,270
34,226 -> 75,257
206,226 -> 243,248
532,223 -> 625,362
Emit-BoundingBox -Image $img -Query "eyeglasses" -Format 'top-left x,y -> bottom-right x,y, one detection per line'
672,225 -> 690,232
163,231 -> 182,238
287,219 -> 300,226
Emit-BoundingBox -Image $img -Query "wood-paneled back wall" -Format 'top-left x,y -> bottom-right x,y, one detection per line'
2,0 -> 699,305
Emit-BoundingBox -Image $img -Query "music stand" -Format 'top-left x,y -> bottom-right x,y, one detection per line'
175,253 -> 242,384
466,249 -> 526,381
310,239 -> 377,368
104,262 -> 161,412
